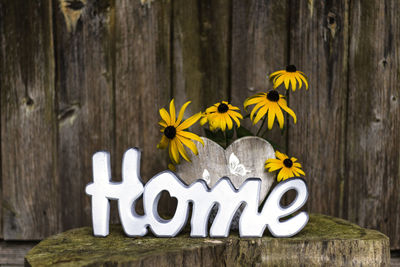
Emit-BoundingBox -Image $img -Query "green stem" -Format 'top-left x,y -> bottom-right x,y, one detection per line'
256,116 -> 267,136
225,131 -> 228,148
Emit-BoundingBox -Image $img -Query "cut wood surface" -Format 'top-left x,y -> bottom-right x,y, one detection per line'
24,214 -> 390,266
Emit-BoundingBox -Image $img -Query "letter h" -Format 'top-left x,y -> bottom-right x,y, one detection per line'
85,148 -> 144,237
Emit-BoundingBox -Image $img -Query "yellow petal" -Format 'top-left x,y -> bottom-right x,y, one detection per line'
177,131 -> 204,146
294,167 -> 305,176
200,116 -> 208,126
278,99 -> 297,123
284,77 -> 290,89
228,104 -> 240,111
220,114 -> 227,131
250,101 -> 265,121
273,75 -> 285,88
169,99 -> 176,125
299,73 -> 309,89
275,151 -> 288,160
265,158 -> 281,164
269,70 -> 285,80
253,105 -> 268,125
265,164 -> 283,172
159,108 -> 171,125
168,163 -> 176,172
177,135 -> 198,155
170,138 -> 180,164
273,73 -> 283,83
168,142 -> 176,164
157,135 -> 169,149
277,169 -> 285,182
175,101 -> 191,126
275,105 -> 284,129
225,113 -> 233,130
244,94 -> 265,109
230,112 -> 241,128
295,74 -> 302,89
229,110 -> 243,119
159,121 -> 167,127
177,112 -> 201,130
175,138 -> 191,162
267,105 -> 276,130
206,106 -> 218,113
290,75 -> 297,91
293,162 -> 302,168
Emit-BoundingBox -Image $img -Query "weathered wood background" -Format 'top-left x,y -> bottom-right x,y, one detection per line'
0,0 -> 399,250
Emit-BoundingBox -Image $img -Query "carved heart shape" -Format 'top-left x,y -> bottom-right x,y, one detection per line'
175,136 -> 276,204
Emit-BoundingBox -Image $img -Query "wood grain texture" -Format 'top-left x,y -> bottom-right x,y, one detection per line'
346,0 -> 400,249
114,0 -> 171,183
288,0 -> 349,218
231,0 -> 288,148
0,241 -> 37,266
175,136 -> 276,229
0,0 -> 3,239
175,137 -> 275,203
0,0 -> 60,239
24,214 -> 390,266
172,0 -> 230,127
54,0 -> 116,231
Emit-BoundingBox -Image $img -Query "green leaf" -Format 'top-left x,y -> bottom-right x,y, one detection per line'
226,127 -> 234,139
236,126 -> 254,138
262,137 -> 282,151
204,128 -> 226,147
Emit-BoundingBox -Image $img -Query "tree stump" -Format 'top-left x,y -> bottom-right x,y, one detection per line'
25,214 -> 389,266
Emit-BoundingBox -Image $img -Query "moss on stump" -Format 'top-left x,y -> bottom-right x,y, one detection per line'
25,214 -> 389,266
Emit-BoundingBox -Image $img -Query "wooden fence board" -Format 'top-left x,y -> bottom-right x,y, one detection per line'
54,0 -> 116,230
346,0 -> 400,249
172,0 -> 230,130
231,0 -> 288,149
0,0 -> 60,239
288,0 -> 349,217
0,1 -> 3,239
114,0 -> 171,182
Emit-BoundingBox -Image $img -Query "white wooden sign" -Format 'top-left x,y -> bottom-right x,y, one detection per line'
86,148 -> 309,238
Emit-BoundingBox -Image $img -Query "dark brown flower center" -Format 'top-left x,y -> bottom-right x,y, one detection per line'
164,126 -> 176,139
218,103 -> 229,113
266,90 -> 280,102
283,158 -> 293,168
286,65 -> 297,72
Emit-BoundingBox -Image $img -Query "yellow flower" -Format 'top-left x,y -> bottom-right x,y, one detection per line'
269,65 -> 308,91
168,163 -> 176,172
265,151 -> 305,182
201,101 -> 243,131
157,99 -> 204,164
244,90 -> 296,129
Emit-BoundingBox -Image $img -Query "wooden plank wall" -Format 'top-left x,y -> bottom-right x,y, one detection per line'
0,0 -> 399,249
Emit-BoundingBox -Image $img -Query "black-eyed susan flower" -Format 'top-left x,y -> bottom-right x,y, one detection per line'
244,90 -> 296,129
200,101 -> 243,131
157,99 -> 204,164
265,151 -> 305,182
269,65 -> 308,91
